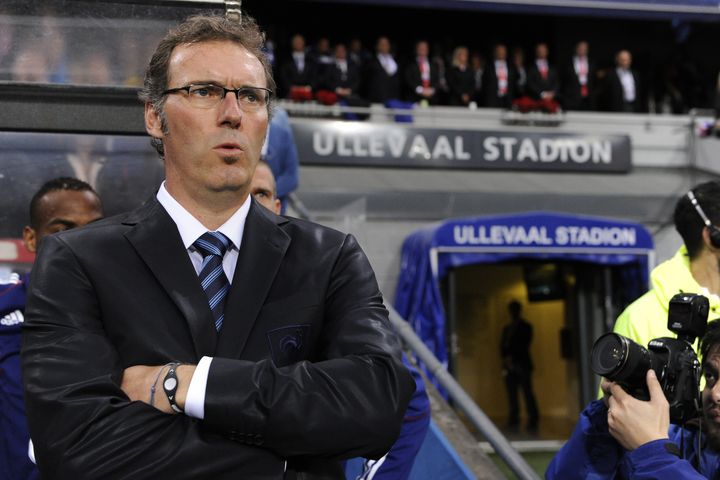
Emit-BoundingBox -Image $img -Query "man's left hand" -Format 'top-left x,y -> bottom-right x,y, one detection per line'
607,369 -> 670,450
121,364 -> 195,414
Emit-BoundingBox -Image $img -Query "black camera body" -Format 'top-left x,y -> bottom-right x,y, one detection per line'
591,293 -> 709,424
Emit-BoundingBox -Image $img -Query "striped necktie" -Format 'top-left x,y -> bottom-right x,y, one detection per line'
193,231 -> 231,331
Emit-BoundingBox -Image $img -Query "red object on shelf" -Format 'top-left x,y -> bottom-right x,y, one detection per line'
289,86 -> 313,102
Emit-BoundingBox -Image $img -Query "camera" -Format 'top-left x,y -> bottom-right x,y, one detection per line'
590,293 -> 709,424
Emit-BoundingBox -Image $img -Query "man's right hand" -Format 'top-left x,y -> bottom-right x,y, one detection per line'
606,370 -> 670,450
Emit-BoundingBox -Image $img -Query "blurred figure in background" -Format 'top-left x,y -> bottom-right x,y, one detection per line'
470,51 -> 485,105
279,33 -> 316,101
250,160 -> 281,215
606,49 -> 644,113
482,43 -> 516,109
562,40 -> 595,111
404,39 -> 440,106
261,107 -> 299,213
1,177 -> 102,480
447,45 -> 474,107
500,300 -> 539,432
511,46 -> 527,99
527,42 -> 560,113
364,35 -> 400,104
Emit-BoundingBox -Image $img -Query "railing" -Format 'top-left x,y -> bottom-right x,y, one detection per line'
386,304 -> 542,480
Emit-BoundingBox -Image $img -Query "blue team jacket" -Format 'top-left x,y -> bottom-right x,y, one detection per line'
0,273 -> 38,480
546,399 -> 720,479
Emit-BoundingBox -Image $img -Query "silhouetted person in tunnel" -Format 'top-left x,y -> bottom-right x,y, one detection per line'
501,300 -> 539,432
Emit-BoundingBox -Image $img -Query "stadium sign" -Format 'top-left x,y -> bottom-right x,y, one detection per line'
290,120 -> 631,172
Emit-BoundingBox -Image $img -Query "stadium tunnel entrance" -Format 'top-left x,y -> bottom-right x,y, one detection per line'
394,211 -> 655,438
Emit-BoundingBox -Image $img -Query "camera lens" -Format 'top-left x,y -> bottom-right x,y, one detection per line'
591,333 -> 653,390
591,333 -> 628,376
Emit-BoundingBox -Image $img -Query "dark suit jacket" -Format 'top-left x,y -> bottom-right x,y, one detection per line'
278,54 -> 318,98
318,60 -> 361,94
21,198 -> 414,479
606,68 -> 645,113
561,58 -> 596,110
362,55 -> 401,103
403,58 -> 441,104
446,65 -> 475,106
481,62 -> 517,108
527,63 -> 559,101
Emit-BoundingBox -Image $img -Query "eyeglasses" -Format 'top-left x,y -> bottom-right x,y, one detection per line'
162,83 -> 273,111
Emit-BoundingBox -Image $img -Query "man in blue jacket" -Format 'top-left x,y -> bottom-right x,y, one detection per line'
546,319 -> 720,479
0,177 -> 102,480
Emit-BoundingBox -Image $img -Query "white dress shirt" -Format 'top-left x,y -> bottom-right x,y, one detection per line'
617,67 -> 636,102
292,52 -> 305,73
156,182 -> 251,419
377,53 -> 397,76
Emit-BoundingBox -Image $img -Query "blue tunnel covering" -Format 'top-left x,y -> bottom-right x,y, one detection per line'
394,211 -> 654,385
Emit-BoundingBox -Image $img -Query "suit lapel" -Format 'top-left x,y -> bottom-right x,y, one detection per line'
216,201 -> 290,358
123,199 -> 218,358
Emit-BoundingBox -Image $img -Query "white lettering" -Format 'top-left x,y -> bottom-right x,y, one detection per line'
517,138 -> 538,162
540,139 -> 557,162
313,132 -> 333,156
387,133 -> 406,158
369,135 -> 384,157
455,136 -> 471,160
554,226 -> 636,246
484,137 -> 499,161
571,140 -> 591,163
352,135 -> 368,156
592,141 -> 612,163
337,135 -> 352,156
432,135 -> 454,159
408,135 -> 431,159
499,137 -> 517,161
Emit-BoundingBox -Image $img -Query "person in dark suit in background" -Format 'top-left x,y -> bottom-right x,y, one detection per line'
501,300 -> 539,432
562,40 -> 595,111
527,42 -> 560,113
278,33 -> 317,101
606,49 -> 645,113
21,13 -> 414,480
363,35 -> 401,104
511,46 -> 528,99
403,39 -> 441,105
1,177 -> 102,480
447,45 -> 474,107
482,43 -> 516,109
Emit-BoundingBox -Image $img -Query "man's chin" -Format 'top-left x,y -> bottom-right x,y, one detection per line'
703,413 -> 720,450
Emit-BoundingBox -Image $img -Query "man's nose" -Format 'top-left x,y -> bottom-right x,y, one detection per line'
218,92 -> 242,127
712,382 -> 720,403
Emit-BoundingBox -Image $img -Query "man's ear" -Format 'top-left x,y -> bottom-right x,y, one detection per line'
22,226 -> 37,253
273,199 -> 282,215
145,103 -> 164,138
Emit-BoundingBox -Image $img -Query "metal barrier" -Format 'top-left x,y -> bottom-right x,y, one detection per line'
386,303 -> 542,480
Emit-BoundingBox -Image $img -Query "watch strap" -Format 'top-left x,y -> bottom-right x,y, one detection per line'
163,362 -> 183,413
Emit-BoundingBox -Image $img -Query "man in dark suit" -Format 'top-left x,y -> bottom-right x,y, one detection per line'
562,40 -> 595,111
606,49 -> 644,113
21,13 -> 414,480
481,43 -> 516,109
363,35 -> 401,104
526,42 -> 560,113
278,33 -> 317,100
403,40 -> 441,105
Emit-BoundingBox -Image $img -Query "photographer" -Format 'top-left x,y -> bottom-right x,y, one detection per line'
614,181 -> 720,351
546,320 -> 720,479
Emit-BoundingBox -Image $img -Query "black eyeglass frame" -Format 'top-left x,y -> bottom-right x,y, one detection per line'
161,83 -> 274,107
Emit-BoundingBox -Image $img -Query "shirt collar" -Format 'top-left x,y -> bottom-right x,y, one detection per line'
156,181 -> 251,252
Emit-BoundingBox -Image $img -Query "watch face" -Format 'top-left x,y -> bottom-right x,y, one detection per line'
164,377 -> 177,391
